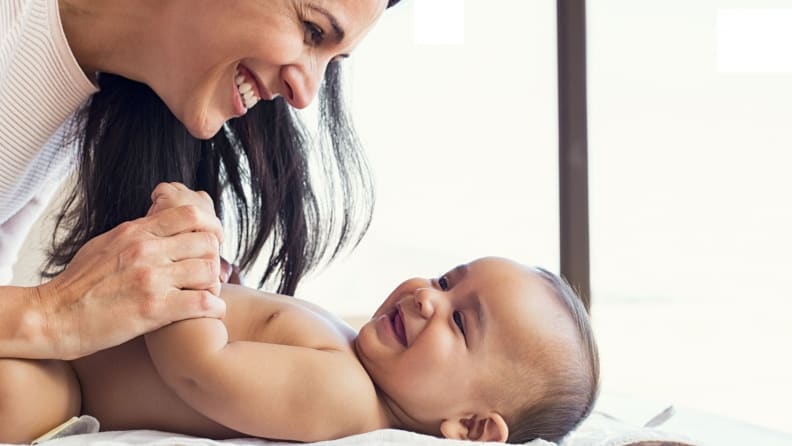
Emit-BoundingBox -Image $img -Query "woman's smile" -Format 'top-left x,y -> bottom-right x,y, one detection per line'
233,65 -> 263,115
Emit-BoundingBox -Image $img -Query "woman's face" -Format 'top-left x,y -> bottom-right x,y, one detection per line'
151,0 -> 387,139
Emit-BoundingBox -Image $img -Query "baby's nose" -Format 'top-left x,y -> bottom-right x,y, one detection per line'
414,288 -> 436,319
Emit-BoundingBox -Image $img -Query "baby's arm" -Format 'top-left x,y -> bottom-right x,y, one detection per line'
142,185 -> 369,441
144,317 -> 367,441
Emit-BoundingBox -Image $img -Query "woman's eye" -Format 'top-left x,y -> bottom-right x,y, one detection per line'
438,275 -> 449,291
303,21 -> 325,46
453,311 -> 466,336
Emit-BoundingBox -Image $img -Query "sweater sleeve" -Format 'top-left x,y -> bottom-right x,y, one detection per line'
0,0 -> 96,284
1,0 -> 96,219
0,178 -> 61,285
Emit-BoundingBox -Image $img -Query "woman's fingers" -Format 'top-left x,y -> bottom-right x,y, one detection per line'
168,182 -> 190,192
143,205 -> 224,245
33,183 -> 231,359
116,233 -> 222,293
160,289 -> 227,323
112,224 -> 223,295
157,231 -> 220,263
166,258 -> 223,297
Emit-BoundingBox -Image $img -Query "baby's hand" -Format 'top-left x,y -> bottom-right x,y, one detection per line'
146,182 -> 235,283
147,182 -> 215,219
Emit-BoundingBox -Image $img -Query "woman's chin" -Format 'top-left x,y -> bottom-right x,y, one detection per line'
191,128 -> 221,140
182,110 -> 225,140
187,121 -> 223,140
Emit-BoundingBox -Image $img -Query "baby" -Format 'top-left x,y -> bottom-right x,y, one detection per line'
0,185 -> 599,445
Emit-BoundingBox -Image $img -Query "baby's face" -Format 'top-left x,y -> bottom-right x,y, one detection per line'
354,257 -> 579,436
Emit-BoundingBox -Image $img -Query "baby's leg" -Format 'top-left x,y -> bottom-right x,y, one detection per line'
0,359 -> 81,443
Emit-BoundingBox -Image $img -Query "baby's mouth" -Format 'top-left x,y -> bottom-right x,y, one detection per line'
391,308 -> 407,347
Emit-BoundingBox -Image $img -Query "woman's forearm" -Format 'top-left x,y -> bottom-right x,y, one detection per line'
0,285 -> 53,359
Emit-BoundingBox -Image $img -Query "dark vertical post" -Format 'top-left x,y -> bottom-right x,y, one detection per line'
557,0 -> 591,309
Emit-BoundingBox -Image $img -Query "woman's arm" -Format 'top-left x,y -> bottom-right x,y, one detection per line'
0,184 -> 227,360
144,319 -> 370,442
0,286 -> 51,359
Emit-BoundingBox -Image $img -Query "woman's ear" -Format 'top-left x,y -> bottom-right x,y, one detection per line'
440,412 -> 509,443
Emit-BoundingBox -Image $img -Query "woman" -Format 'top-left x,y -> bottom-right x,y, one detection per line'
0,0 -> 400,360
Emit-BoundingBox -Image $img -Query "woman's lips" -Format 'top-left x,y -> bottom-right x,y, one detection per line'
238,64 -> 275,101
231,77 -> 247,116
233,64 -> 274,115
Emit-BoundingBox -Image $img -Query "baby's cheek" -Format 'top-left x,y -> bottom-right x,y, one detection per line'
372,288 -> 406,318
415,329 -> 456,365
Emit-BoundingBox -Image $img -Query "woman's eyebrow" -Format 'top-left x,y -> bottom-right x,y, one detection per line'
307,5 -> 345,44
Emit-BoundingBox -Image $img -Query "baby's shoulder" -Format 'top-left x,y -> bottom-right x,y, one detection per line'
222,284 -> 357,353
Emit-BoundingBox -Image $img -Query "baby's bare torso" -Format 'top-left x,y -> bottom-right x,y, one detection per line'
70,284 -> 361,438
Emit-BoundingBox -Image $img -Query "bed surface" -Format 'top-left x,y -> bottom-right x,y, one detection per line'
4,408 -> 693,446
8,393 -> 792,446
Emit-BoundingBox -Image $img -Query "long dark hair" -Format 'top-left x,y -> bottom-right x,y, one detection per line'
45,1 -> 401,294
44,57 -> 389,295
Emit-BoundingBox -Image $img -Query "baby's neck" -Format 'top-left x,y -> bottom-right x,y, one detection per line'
370,383 -> 440,437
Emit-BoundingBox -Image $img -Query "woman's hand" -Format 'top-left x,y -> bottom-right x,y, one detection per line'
149,182 -> 243,285
32,183 -> 227,360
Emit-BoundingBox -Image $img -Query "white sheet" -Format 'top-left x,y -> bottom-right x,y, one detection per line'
21,429 -> 554,446
1,411 -> 697,446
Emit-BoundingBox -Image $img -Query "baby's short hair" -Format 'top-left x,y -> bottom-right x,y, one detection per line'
504,268 -> 599,444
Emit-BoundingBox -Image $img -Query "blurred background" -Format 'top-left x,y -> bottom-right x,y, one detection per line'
12,0 -> 791,443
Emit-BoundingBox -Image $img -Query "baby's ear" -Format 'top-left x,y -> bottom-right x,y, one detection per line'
440,412 -> 508,443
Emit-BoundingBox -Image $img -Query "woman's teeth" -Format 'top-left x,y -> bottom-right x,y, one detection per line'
235,70 -> 260,109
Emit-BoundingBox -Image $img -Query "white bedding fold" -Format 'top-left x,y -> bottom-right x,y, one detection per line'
3,410 -> 696,446
23,429 -> 554,446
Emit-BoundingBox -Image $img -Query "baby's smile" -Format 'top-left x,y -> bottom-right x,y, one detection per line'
391,306 -> 407,347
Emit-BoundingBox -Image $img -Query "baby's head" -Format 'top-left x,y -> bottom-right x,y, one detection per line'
354,257 -> 599,443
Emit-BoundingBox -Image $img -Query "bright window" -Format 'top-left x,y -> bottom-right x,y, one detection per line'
296,0 -> 560,318
588,0 -> 792,433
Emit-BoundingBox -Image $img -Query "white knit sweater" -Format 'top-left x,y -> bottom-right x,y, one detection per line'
0,0 -> 97,283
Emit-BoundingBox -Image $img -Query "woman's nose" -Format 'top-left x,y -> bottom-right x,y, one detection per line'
280,59 -> 327,109
414,288 -> 437,319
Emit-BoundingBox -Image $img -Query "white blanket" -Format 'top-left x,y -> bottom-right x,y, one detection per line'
3,410 -> 696,446
28,429 -> 555,446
